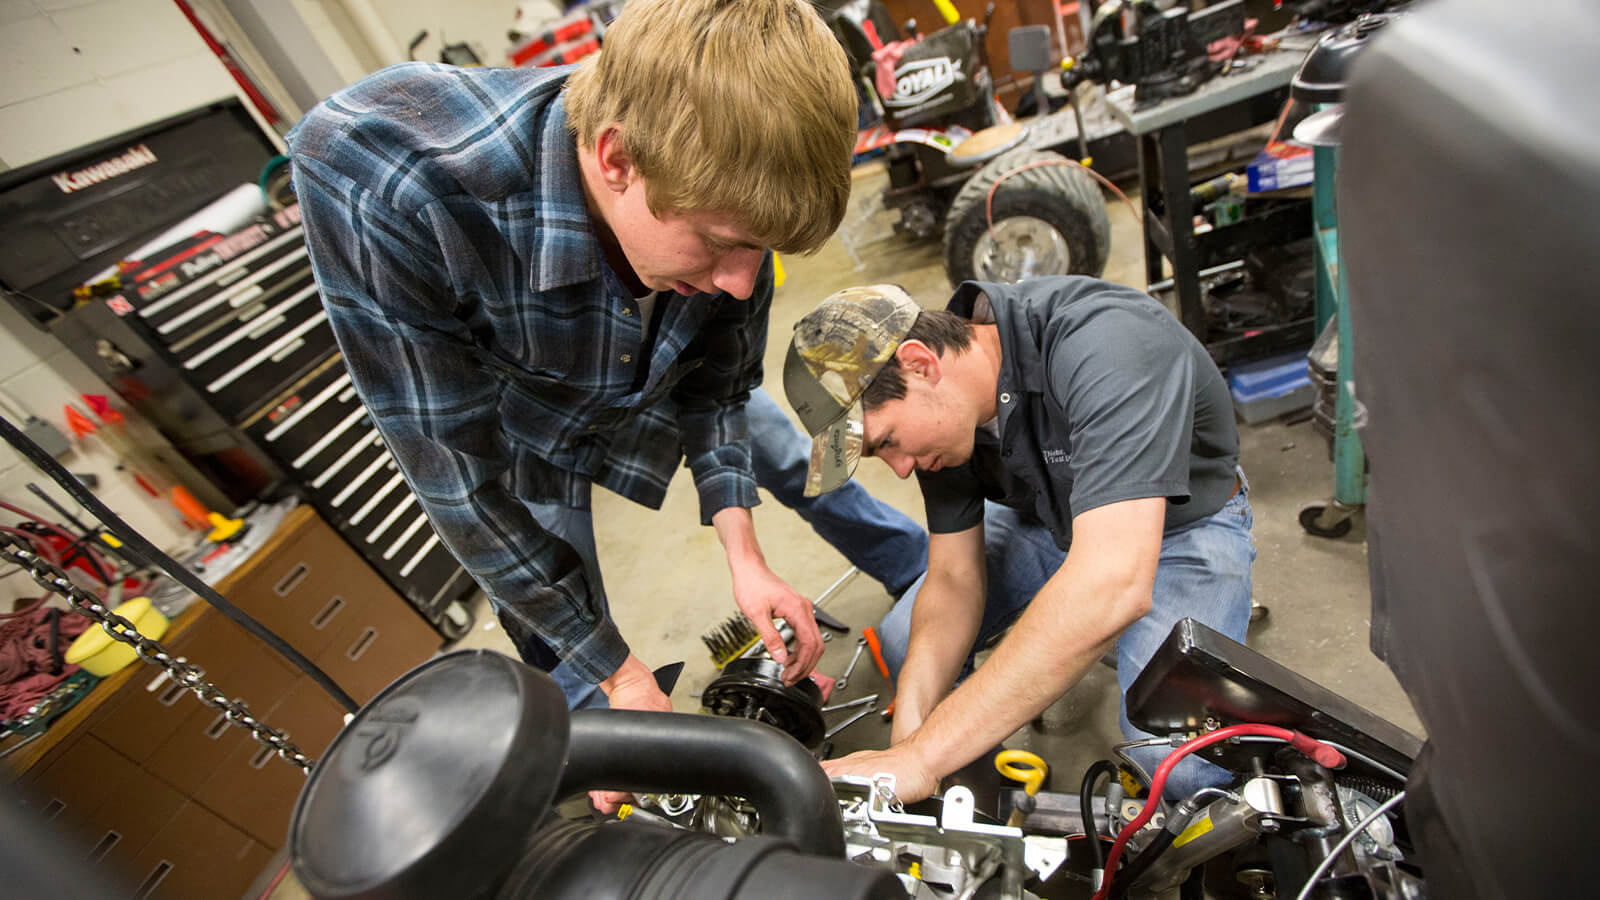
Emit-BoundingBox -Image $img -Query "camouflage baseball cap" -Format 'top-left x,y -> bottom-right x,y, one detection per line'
783,284 -> 921,497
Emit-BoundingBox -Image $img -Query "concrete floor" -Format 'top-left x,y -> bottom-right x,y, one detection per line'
261,166 -> 1421,898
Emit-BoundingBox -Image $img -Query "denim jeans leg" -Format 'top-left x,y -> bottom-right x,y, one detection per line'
513,492 -> 612,711
878,503 -> 1064,680
1117,489 -> 1256,800
748,386 -> 928,596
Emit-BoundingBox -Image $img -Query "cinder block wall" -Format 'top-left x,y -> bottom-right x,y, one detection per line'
0,0 -> 239,170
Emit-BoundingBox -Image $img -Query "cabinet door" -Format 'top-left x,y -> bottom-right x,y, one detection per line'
195,676 -> 347,848
311,563 -> 439,706
89,611 -> 254,765
18,735 -> 186,887
123,801 -> 271,900
144,630 -> 299,796
220,514 -> 350,659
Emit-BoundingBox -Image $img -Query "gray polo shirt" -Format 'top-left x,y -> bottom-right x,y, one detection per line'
917,277 -> 1238,549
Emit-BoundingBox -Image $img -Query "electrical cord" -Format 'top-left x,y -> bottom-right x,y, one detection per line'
1108,828 -> 1176,899
0,414 -> 358,714
1079,759 -> 1119,887
1106,788 -> 1235,900
984,157 -> 1144,247
1233,735 -> 1409,785
0,502 -> 116,586
1091,724 -> 1346,900
1290,791 -> 1406,900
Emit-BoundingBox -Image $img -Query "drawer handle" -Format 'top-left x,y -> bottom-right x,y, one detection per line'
275,562 -> 310,596
205,714 -> 229,740
135,861 -> 173,899
88,830 -> 121,863
346,627 -> 378,661
158,683 -> 186,707
311,596 -> 345,630
250,743 -> 276,770
42,799 -> 65,820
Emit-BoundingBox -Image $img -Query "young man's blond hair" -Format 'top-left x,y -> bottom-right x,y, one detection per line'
564,0 -> 857,255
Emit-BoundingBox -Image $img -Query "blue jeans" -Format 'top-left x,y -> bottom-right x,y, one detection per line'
506,387 -> 930,709
747,388 -> 928,598
879,480 -> 1256,800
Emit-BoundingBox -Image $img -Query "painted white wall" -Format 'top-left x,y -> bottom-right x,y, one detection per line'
0,0 -> 242,169
370,0 -> 562,68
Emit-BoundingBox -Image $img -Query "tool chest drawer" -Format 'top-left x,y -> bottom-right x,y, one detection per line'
125,215 -> 305,326
143,640 -> 298,797
247,361 -> 363,463
250,363 -> 476,636
138,236 -> 312,343
191,310 -> 336,421
19,735 -> 189,883
165,267 -> 319,369
364,524 -> 470,620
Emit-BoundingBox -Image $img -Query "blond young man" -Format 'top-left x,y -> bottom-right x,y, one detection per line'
286,0 -> 928,756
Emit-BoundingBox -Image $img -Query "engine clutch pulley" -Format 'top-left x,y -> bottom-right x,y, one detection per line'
701,657 -> 826,747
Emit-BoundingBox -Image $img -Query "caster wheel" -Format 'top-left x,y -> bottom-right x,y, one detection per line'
435,600 -> 475,642
1250,603 -> 1270,624
1299,504 -> 1354,539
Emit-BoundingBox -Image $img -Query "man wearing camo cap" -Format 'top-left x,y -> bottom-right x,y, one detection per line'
783,277 -> 1255,803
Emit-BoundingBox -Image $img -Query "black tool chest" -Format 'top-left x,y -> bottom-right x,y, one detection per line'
245,359 -> 470,625
111,212 -> 472,636
121,209 -> 335,424
0,100 -> 473,639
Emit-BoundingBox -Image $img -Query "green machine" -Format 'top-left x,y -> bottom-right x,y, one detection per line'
1289,16 -> 1395,538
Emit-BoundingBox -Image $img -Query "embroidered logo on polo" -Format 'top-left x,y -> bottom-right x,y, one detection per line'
1041,448 -> 1068,465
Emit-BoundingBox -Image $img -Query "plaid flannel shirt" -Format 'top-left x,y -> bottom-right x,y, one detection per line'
286,63 -> 769,682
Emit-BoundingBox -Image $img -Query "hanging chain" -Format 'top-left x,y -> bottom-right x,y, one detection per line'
1,535 -> 316,773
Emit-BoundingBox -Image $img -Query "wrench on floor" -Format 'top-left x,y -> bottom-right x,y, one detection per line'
825,702 -> 877,739
821,693 -> 878,713
835,637 -> 867,690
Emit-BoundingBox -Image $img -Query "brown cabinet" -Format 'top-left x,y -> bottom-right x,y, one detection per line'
4,505 -> 442,898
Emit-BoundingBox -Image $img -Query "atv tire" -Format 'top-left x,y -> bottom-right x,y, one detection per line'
942,147 -> 1112,286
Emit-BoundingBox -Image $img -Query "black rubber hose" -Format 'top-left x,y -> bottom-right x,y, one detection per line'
1179,860 -> 1206,900
559,710 -> 846,857
1108,828 -> 1177,900
0,414 -> 358,713
1080,760 -> 1118,873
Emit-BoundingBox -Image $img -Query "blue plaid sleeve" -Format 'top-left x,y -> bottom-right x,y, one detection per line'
672,253 -> 775,525
291,152 -> 630,683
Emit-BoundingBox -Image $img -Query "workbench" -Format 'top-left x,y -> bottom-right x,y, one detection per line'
1105,41 -> 1321,363
3,505 -> 441,898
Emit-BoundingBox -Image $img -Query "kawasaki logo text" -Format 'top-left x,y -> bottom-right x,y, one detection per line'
52,144 -> 158,194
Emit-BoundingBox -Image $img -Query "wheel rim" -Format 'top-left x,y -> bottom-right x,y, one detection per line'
971,215 -> 1072,283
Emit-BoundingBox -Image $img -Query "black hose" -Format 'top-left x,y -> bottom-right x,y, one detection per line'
1179,860 -> 1206,900
0,414 -> 358,713
1108,828 -> 1177,900
559,710 -> 846,857
1080,759 -> 1118,874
